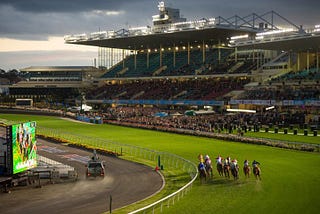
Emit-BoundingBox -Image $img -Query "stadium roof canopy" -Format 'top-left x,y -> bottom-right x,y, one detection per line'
66,27 -> 257,50
67,27 -> 320,53
20,66 -> 98,72
235,33 -> 320,52
66,7 -> 317,52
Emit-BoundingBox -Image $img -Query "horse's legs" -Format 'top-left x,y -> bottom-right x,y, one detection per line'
253,168 -> 261,180
244,167 -> 250,178
224,167 -> 230,178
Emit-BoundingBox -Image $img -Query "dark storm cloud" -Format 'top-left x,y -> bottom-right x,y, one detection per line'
0,0 -> 319,40
169,0 -> 320,26
0,0 -> 155,40
0,0 -> 149,13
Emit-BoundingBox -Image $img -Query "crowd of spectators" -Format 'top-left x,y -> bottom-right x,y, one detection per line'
88,75 -> 319,103
86,77 -> 251,101
96,106 -> 317,134
239,85 -> 320,100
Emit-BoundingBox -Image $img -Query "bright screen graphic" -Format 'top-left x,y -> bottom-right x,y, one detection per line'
11,121 -> 37,174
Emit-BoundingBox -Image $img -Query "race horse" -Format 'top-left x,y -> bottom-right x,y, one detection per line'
223,164 -> 230,178
198,162 -> 208,184
230,164 -> 239,180
243,165 -> 250,178
216,162 -> 224,176
253,166 -> 261,180
205,159 -> 213,179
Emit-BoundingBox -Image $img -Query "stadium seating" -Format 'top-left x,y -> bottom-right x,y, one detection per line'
271,68 -> 320,82
100,48 -> 255,78
87,77 -> 251,101
238,85 -> 320,100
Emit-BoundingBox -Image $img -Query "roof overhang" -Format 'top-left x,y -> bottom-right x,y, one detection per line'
20,66 -> 98,72
235,34 -> 320,52
67,27 -> 257,50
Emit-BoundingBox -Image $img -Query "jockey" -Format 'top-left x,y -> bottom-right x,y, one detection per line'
216,154 -> 222,164
225,156 -> 231,166
223,156 -> 231,166
204,155 -> 211,165
231,159 -> 238,169
244,159 -> 249,167
223,158 -> 229,166
252,160 -> 260,168
198,154 -> 204,163
198,162 -> 206,171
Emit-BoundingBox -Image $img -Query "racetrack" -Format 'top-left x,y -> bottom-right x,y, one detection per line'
0,133 -> 163,214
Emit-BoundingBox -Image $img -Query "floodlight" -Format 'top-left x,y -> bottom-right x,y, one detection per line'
226,109 -> 256,113
265,106 -> 275,111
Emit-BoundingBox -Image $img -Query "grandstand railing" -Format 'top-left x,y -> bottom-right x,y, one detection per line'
36,126 -> 198,213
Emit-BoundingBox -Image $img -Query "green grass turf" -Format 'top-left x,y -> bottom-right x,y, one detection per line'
1,114 -> 320,214
244,130 -> 320,145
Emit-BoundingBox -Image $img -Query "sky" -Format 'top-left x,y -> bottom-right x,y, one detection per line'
0,0 -> 319,70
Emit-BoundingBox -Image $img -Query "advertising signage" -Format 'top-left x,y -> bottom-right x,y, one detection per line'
9,121 -> 37,174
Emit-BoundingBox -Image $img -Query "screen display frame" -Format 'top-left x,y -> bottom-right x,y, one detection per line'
10,121 -> 37,174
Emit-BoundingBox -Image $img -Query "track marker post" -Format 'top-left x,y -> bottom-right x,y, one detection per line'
109,194 -> 112,213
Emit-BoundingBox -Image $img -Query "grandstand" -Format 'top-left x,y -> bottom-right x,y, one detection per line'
61,2 -> 320,111
5,66 -> 103,105
1,2 -> 319,113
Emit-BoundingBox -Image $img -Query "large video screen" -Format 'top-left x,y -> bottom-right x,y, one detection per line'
11,121 -> 37,174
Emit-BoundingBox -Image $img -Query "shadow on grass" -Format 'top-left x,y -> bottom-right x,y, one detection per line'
198,176 -> 252,187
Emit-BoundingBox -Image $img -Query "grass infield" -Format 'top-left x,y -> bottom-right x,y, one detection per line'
1,114 -> 320,214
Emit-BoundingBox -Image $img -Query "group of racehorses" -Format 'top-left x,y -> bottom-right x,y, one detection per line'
198,154 -> 261,183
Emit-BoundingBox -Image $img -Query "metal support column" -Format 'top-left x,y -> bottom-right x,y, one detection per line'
122,49 -> 125,68
288,51 -> 291,71
147,50 -> 149,68
317,51 -> 319,71
187,42 -> 190,65
235,47 -> 238,62
103,48 -> 106,68
134,50 -> 137,70
160,45 -> 162,67
252,49 -> 255,62
307,50 -> 310,71
98,47 -> 101,67
297,52 -> 300,71
173,45 -> 176,68
257,50 -> 259,68
218,41 -> 221,64
202,41 -> 205,63
111,48 -> 114,67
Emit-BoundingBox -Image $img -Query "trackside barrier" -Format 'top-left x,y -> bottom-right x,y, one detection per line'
128,169 -> 198,214
35,127 -> 198,213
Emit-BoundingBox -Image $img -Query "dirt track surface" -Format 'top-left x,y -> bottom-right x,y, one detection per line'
0,137 -> 163,214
